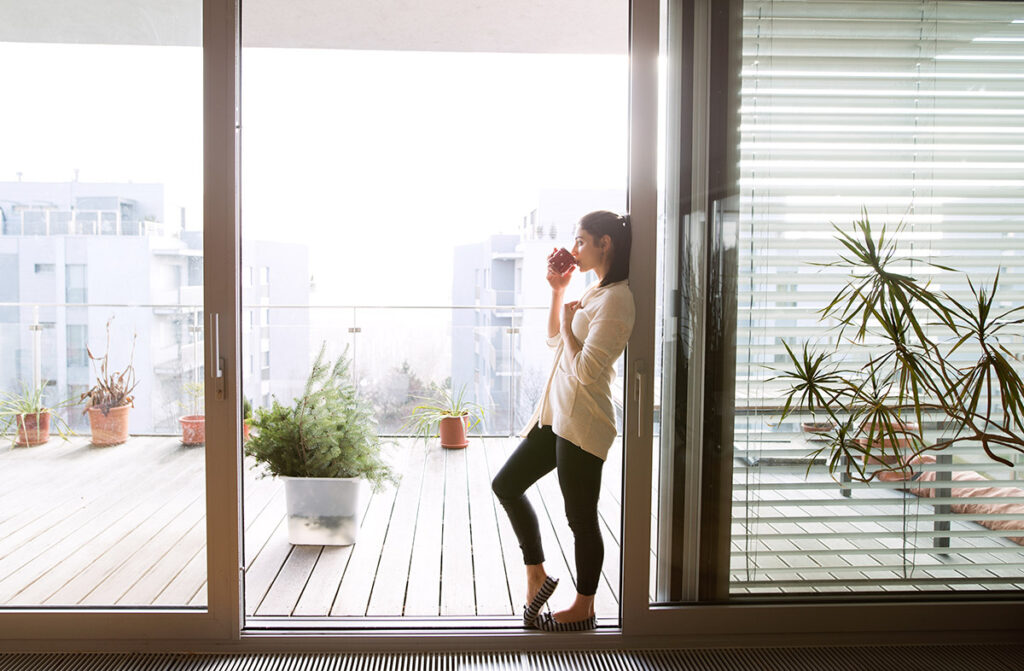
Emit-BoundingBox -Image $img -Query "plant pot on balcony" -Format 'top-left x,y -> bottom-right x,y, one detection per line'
856,420 -> 920,469
180,415 -> 205,446
15,412 -> 50,447
801,421 -> 834,435
283,476 -> 365,545
438,414 -> 470,449
87,406 -> 131,446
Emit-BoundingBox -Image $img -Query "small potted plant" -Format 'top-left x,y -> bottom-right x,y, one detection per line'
406,384 -> 484,449
81,319 -> 138,447
244,343 -> 397,545
0,382 -> 75,447
179,381 -> 205,446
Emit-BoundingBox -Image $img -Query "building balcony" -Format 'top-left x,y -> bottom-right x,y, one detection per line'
0,302 -> 1022,618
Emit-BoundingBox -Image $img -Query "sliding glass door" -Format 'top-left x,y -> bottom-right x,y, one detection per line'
0,0 -> 238,640
629,0 -> 1024,637
237,0 -> 631,628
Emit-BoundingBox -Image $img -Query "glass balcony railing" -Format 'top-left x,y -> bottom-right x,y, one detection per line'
1,302 -> 628,439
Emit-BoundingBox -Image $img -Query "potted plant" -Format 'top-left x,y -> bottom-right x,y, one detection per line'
0,382 -> 75,447
244,343 -> 396,545
81,319 -> 138,447
775,212 -> 1024,482
405,384 -> 484,449
242,396 -> 253,442
179,381 -> 205,446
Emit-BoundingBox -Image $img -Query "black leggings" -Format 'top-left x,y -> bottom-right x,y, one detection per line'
491,425 -> 605,597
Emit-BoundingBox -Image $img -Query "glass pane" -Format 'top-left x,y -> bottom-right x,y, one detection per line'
0,3 -> 205,608
240,0 -> 628,625
730,0 -> 1024,597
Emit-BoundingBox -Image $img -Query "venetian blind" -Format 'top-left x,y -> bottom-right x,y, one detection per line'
733,0 -> 1024,595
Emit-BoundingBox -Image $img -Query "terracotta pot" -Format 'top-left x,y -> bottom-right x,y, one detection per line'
15,412 -> 50,447
857,421 -> 919,467
438,414 -> 469,449
243,420 -> 251,442
801,421 -> 834,435
87,406 -> 131,446
179,415 -> 206,446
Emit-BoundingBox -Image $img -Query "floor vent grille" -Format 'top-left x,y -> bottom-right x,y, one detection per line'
1,646 -> 1022,671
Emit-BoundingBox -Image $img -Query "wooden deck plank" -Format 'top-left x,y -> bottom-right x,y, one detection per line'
244,516 -> 291,614
185,465 -> 288,610
0,438 -> 146,529
189,582 -> 207,606
153,540 -> 206,605
81,496 -> 206,605
292,546 -> 354,616
30,452 -> 204,605
118,513 -> 205,605
483,437 -> 528,614
255,545 -> 322,616
243,463 -> 287,529
28,489 -> 206,606
402,443 -> 446,616
440,446 -> 475,616
0,442 -> 203,603
366,443 -> 426,616
466,438 -> 513,615
328,480 -> 400,616
0,437 -> 174,563
242,478 -> 286,567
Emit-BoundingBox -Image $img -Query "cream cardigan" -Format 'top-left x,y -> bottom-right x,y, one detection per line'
520,279 -> 635,461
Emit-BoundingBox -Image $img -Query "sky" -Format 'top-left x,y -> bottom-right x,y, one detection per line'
0,42 -> 628,305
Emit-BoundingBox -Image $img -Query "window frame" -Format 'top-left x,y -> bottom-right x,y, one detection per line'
0,0 -> 1020,651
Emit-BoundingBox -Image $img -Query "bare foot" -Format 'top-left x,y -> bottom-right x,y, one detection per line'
549,591 -> 596,623
551,603 -> 595,623
525,565 -> 548,605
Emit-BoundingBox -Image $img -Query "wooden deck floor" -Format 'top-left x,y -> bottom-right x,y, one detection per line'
0,435 -> 624,617
242,437 -> 625,619
1,434 -> 1020,617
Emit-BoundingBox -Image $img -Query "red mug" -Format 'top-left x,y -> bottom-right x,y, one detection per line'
548,248 -> 576,275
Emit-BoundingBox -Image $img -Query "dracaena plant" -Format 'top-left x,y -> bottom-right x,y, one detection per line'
774,211 -> 1024,482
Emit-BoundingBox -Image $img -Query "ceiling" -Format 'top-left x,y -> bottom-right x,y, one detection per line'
1,0 -> 627,53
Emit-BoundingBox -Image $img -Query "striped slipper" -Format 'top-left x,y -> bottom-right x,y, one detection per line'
522,576 -> 559,626
534,612 -> 597,632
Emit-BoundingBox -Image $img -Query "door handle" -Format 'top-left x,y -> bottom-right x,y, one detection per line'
209,312 -> 226,401
634,360 -> 644,437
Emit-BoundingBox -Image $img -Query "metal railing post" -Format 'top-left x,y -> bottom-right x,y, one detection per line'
29,305 -> 43,390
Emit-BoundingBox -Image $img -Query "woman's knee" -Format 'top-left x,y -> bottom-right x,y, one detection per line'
565,508 -> 602,538
491,472 -> 518,501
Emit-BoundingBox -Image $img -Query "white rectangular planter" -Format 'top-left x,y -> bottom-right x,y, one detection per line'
281,476 -> 365,546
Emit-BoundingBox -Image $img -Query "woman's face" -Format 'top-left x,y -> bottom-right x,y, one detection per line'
571,225 -> 607,273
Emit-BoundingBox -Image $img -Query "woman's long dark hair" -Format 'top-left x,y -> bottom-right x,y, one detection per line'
579,210 -> 631,287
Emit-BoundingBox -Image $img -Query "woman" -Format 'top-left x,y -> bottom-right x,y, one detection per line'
491,210 -> 635,632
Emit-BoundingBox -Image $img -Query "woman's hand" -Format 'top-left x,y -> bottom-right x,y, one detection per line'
546,247 -> 574,292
